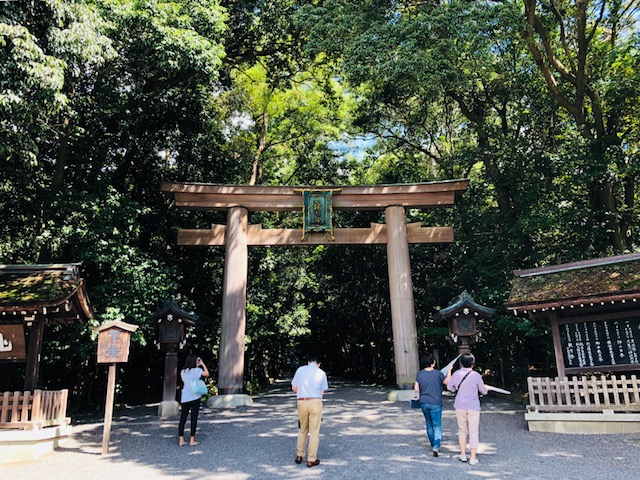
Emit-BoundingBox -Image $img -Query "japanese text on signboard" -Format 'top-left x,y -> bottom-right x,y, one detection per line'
560,317 -> 640,370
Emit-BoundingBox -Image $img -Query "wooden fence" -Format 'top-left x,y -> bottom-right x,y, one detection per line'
527,375 -> 640,413
0,390 -> 69,430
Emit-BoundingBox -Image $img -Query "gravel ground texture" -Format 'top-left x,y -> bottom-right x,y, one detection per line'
5,379 -> 640,480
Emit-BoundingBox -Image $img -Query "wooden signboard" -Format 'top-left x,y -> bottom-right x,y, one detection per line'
97,328 -> 132,364
559,317 -> 640,372
93,320 -> 138,455
0,324 -> 26,361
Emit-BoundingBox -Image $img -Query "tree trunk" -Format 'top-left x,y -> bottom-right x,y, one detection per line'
249,111 -> 269,186
599,181 -> 626,253
523,0 -> 629,253
37,117 -> 71,263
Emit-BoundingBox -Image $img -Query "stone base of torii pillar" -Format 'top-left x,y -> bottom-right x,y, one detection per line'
386,389 -> 417,402
206,394 -> 254,408
158,401 -> 180,417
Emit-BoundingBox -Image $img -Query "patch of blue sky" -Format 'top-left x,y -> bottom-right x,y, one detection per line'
329,133 -> 377,161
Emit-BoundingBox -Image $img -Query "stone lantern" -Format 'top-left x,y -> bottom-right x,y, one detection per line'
436,291 -> 495,355
147,299 -> 200,417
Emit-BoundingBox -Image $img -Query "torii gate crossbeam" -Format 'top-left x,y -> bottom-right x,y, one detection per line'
162,180 -> 469,395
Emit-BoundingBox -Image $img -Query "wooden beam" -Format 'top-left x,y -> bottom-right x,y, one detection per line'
163,180 -> 469,212
24,316 -> 45,392
176,223 -> 454,246
550,314 -> 566,378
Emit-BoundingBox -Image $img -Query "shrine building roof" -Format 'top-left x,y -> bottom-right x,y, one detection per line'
0,264 -> 96,325
506,253 -> 640,316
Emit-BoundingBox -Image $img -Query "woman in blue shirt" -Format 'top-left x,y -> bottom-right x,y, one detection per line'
414,352 -> 451,456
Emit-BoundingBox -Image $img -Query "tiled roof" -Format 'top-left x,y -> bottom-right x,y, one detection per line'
506,253 -> 640,312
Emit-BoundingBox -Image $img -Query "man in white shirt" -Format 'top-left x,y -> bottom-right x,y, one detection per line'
291,354 -> 328,468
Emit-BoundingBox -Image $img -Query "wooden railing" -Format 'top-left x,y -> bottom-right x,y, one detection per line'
527,375 -> 640,413
0,390 -> 69,430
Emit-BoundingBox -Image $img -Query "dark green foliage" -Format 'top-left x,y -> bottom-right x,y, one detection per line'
1,1 -> 639,406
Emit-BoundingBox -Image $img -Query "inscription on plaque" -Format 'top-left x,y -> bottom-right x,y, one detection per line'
560,317 -> 640,370
0,324 -> 26,361
97,328 -> 132,363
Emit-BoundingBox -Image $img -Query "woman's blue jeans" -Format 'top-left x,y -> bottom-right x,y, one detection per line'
420,403 -> 443,450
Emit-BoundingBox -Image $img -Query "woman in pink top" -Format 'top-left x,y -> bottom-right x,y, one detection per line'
447,353 -> 488,465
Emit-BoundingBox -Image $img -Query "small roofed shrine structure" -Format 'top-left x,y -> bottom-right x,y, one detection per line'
147,299 -> 202,417
506,252 -> 640,433
435,291 -> 495,356
0,264 -> 96,391
0,264 -> 96,463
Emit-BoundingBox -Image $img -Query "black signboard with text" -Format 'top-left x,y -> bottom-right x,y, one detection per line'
559,317 -> 640,370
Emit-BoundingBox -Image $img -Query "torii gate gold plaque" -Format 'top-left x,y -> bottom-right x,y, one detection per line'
162,180 -> 469,394
294,188 -> 342,240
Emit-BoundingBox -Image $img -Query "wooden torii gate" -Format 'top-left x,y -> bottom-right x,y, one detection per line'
162,180 -> 469,395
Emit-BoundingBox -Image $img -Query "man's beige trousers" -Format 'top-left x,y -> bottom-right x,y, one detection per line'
296,399 -> 323,462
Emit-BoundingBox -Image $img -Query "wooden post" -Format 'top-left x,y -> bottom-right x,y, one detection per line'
550,314 -> 566,378
218,206 -> 249,394
457,337 -> 471,356
24,317 -> 45,392
94,320 -> 138,454
102,363 -> 116,455
163,350 -> 178,402
385,206 -> 419,388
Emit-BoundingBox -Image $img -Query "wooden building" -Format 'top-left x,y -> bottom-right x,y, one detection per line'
0,263 -> 96,463
506,253 -> 640,433
507,252 -> 640,377
0,264 -> 96,390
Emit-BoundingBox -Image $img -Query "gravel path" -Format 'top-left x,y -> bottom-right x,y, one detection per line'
6,379 -> 640,479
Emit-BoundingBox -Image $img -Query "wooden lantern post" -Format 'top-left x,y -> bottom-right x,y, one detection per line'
94,320 -> 139,455
147,299 -> 200,417
436,291 -> 495,356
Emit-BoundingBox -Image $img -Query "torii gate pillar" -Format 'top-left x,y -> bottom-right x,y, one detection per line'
218,207 -> 249,395
386,206 -> 419,388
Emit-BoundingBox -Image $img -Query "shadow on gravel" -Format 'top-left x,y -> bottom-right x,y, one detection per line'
6,379 -> 640,480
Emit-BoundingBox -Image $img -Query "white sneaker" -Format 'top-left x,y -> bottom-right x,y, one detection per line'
469,458 -> 479,465
459,454 -> 468,462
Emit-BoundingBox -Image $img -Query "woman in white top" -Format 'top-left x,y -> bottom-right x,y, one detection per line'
178,354 -> 209,446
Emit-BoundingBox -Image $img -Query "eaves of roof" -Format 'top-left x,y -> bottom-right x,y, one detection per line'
147,298 -> 201,326
0,264 -> 95,323
506,253 -> 640,313
435,290 -> 496,319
